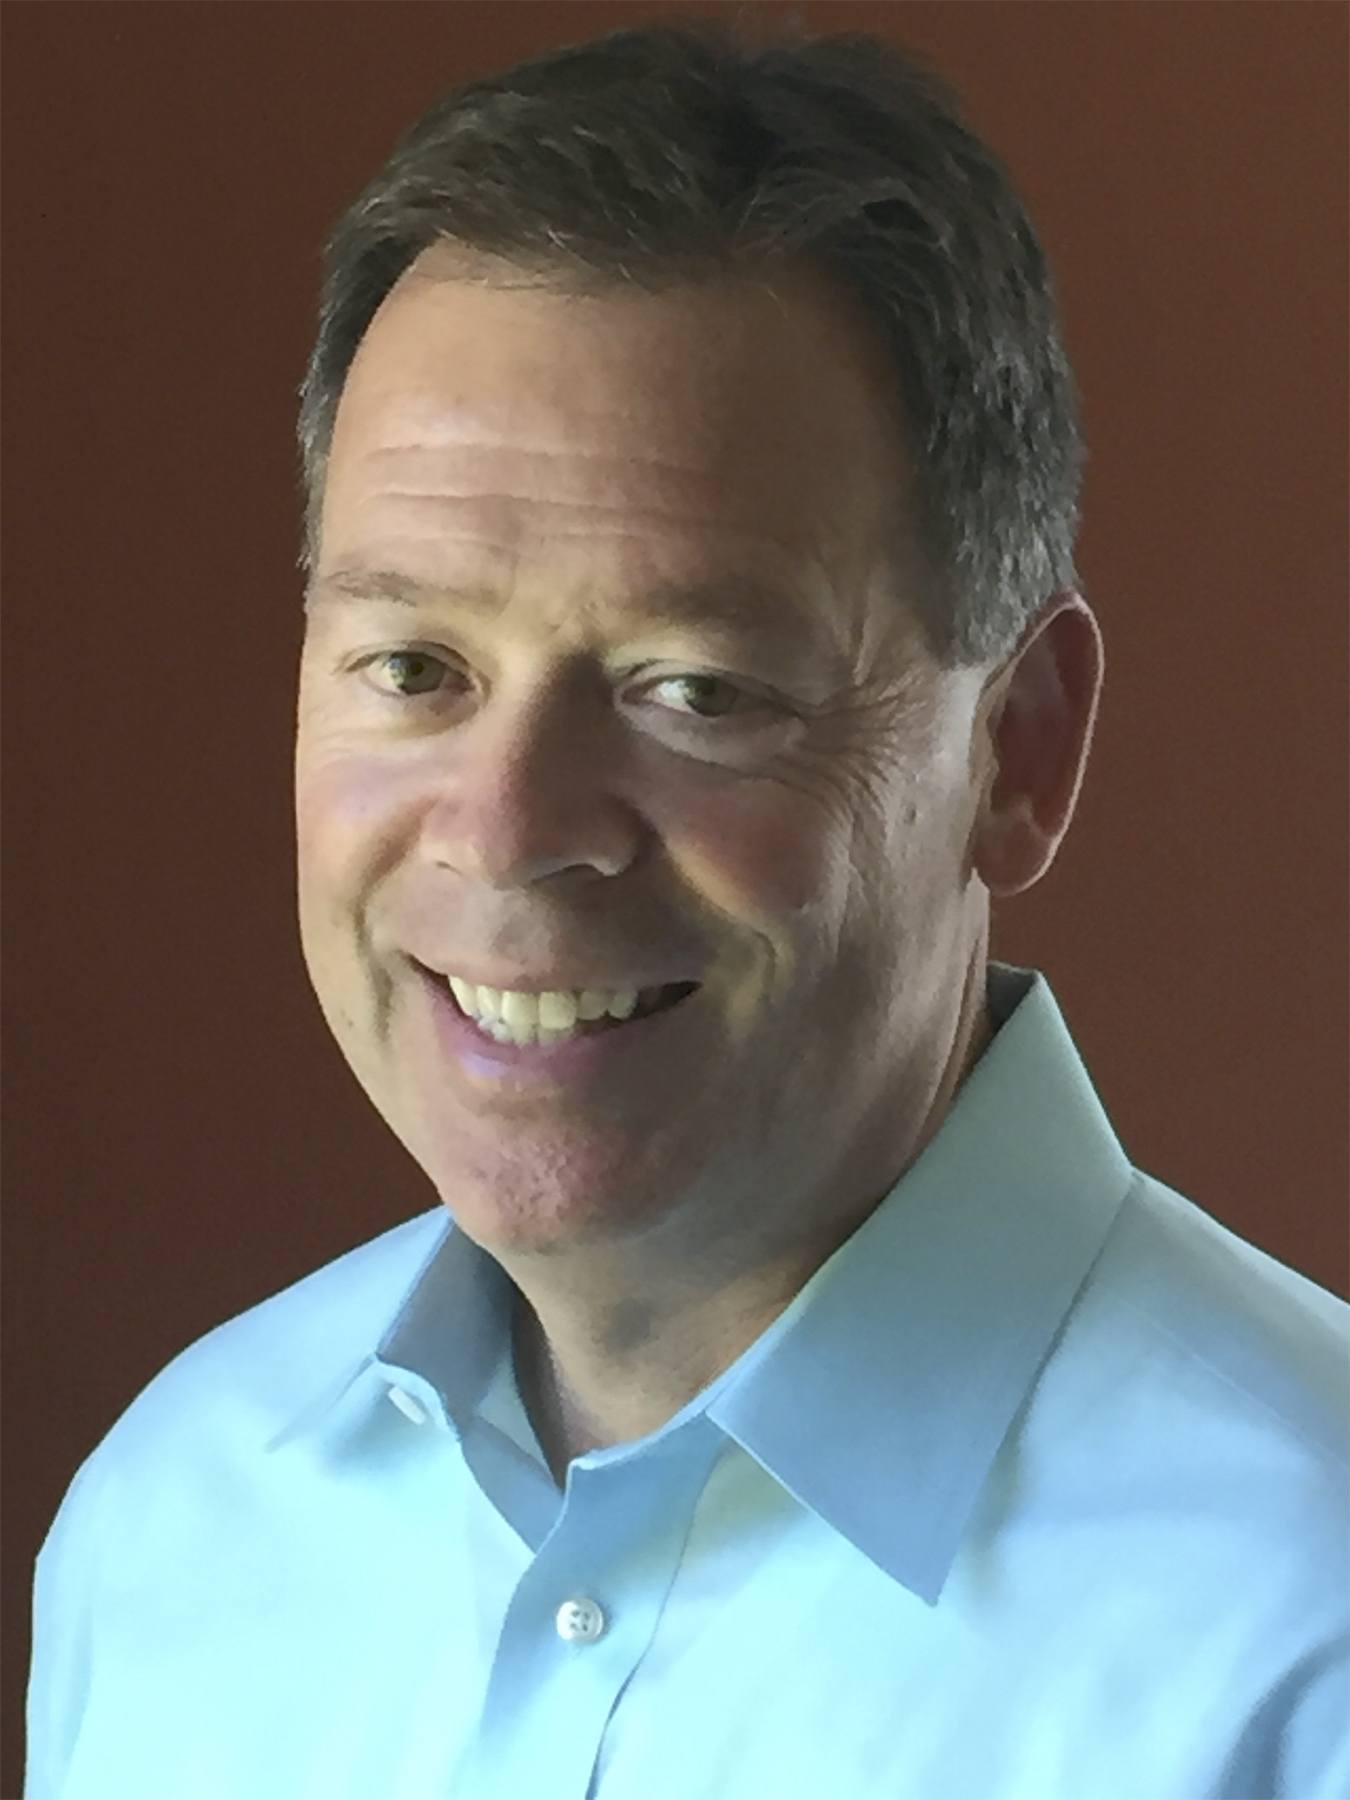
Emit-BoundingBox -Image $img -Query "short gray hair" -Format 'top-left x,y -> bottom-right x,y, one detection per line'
298,19 -> 1082,667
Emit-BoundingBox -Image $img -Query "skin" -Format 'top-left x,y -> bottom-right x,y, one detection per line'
295,248 -> 1103,1484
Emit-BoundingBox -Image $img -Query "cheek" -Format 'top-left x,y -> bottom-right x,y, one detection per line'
660,778 -> 848,944
293,750 -> 420,1081
294,747 -> 406,953
296,743 -> 400,845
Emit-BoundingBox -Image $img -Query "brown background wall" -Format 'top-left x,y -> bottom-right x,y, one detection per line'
4,1 -> 1347,1786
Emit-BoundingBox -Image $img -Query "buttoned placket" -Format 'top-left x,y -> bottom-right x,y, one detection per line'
457,1417 -> 727,1800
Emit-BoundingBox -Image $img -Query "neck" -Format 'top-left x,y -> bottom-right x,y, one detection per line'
510,1247 -> 820,1486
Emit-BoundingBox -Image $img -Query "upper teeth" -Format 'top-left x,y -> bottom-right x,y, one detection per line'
446,978 -> 650,1036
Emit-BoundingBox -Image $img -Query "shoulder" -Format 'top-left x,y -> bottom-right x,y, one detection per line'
27,1209 -> 450,1795
1008,1172 -> 1349,1793
1026,1166 -> 1349,1600
44,1205 -> 450,1539
1084,1168 -> 1349,1475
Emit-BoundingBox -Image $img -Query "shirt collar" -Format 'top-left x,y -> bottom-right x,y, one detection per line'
286,963 -> 1133,1606
707,962 -> 1133,1603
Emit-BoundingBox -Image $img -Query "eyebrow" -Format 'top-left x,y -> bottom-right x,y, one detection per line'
304,564 -> 851,684
305,568 -> 472,616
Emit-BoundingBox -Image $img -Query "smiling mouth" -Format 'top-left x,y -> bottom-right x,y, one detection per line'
417,964 -> 700,1047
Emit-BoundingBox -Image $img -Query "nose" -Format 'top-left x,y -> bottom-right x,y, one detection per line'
418,678 -> 642,889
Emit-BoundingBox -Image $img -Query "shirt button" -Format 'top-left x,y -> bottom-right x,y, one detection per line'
555,1596 -> 607,1644
387,1385 -> 428,1426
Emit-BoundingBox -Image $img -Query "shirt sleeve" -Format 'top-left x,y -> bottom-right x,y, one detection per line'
26,1455 -> 101,1800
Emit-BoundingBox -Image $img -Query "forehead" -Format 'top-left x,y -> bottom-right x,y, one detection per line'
316,255 -> 930,667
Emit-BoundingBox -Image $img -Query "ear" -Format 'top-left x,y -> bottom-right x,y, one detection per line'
971,592 -> 1104,898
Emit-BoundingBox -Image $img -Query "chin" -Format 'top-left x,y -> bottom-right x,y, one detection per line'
437,1181 -> 654,1260
414,1125 -> 672,1247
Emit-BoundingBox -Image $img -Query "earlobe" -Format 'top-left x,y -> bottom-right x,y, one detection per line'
973,793 -> 1047,898
971,594 -> 1104,899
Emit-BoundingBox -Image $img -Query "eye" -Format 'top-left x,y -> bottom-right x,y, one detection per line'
642,674 -> 754,721
356,649 -> 461,701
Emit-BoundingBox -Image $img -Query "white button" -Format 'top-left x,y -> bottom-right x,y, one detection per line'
555,1596 -> 607,1644
387,1385 -> 428,1426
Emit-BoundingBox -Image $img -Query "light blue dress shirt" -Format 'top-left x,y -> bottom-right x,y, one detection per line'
27,964 -> 1350,1799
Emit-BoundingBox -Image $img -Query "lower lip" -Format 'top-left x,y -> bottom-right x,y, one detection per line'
416,967 -> 698,1083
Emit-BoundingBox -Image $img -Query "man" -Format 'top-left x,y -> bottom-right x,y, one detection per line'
27,20 -> 1348,1799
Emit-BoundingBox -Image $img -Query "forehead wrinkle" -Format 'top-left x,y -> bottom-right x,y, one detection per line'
352,438 -> 790,535
366,438 -> 713,482
339,430 -> 840,559
356,489 -> 848,567
336,486 -> 841,603
368,491 -> 798,522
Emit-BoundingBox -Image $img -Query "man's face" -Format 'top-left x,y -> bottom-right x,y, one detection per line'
296,254 -> 995,1270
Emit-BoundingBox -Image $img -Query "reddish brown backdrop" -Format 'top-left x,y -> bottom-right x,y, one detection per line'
4,1 -> 1347,1786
